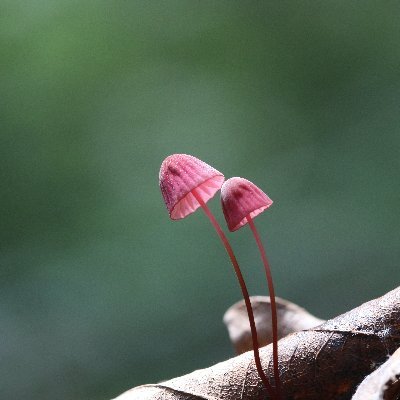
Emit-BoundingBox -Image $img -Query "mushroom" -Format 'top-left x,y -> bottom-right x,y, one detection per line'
221,176 -> 281,399
159,154 -> 276,399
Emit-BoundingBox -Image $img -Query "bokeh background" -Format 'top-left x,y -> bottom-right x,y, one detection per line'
1,1 -> 399,399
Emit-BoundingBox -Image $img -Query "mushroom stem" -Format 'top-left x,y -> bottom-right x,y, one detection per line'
192,188 -> 276,399
246,214 -> 281,400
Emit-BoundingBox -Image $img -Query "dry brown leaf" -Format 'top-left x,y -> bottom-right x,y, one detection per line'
114,287 -> 400,400
352,347 -> 400,400
223,296 -> 325,354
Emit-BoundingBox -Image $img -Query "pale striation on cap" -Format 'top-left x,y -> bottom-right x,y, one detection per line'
159,154 -> 225,220
221,177 -> 273,231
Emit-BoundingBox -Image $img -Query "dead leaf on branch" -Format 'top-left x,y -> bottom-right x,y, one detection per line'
223,296 -> 325,354
114,287 -> 400,400
352,347 -> 400,400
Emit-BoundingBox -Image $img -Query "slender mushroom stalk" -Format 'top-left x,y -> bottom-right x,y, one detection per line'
159,154 -> 276,399
221,177 -> 281,400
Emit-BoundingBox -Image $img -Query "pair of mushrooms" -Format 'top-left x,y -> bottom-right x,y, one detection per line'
159,154 -> 280,400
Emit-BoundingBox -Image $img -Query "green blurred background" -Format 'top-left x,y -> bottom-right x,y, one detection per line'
1,1 -> 399,399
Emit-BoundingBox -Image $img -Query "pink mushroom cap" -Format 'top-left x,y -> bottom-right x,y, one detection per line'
221,177 -> 273,232
159,154 -> 225,220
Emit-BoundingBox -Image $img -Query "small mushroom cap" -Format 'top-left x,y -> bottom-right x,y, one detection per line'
159,154 -> 224,220
221,177 -> 273,231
